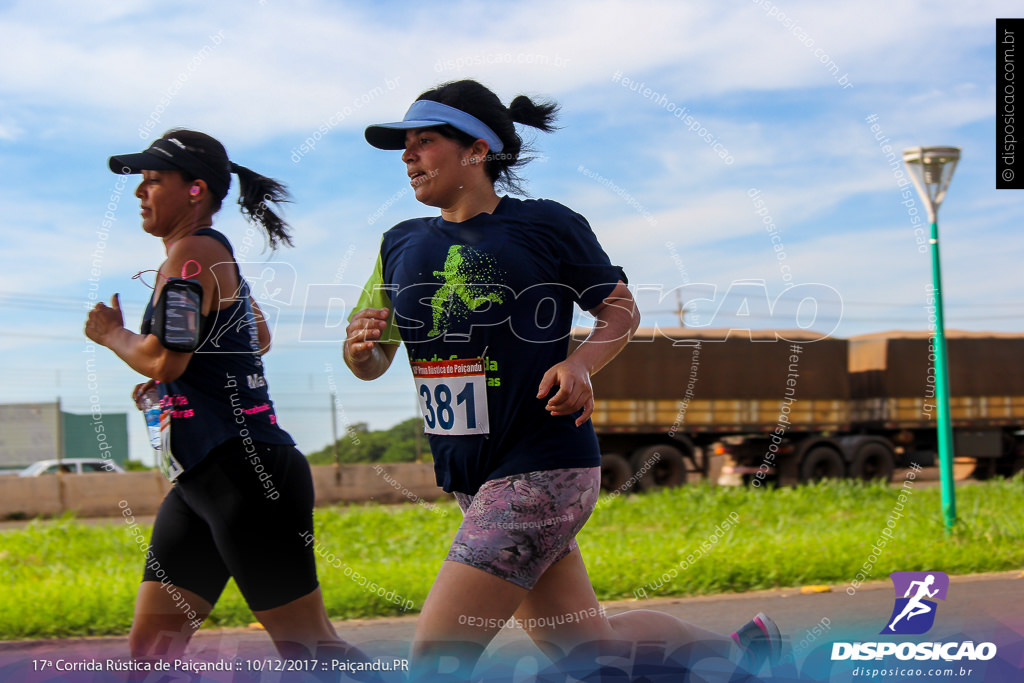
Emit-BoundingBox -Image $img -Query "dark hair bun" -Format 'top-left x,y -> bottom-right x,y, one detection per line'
508,95 -> 558,132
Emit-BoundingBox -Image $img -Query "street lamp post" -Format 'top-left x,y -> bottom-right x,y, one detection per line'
903,146 -> 960,533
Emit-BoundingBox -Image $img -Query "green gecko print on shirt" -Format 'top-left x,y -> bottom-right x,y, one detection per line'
428,244 -> 506,337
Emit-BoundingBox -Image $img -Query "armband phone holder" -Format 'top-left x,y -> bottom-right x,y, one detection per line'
151,278 -> 204,352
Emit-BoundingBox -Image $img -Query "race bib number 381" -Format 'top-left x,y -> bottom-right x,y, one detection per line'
411,358 -> 489,436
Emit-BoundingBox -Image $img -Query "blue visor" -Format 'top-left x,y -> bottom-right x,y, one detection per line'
365,100 -> 504,152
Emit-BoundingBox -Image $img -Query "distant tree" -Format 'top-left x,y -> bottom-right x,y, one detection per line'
307,418 -> 424,464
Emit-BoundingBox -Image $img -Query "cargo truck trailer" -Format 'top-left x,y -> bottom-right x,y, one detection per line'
586,329 -> 1024,491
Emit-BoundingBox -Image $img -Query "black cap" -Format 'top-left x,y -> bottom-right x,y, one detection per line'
108,137 -> 233,199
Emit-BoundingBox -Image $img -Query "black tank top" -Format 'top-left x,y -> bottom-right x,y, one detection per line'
141,228 -> 293,470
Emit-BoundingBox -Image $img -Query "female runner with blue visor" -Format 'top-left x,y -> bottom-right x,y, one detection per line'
345,79 -> 783,679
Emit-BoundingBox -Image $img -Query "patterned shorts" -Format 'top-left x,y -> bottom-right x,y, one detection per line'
446,467 -> 601,589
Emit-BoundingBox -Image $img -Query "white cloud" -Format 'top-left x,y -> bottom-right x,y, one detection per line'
0,0 -> 1001,142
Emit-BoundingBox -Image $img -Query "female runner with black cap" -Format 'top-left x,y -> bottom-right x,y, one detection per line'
86,130 -> 355,664
346,80 -> 782,678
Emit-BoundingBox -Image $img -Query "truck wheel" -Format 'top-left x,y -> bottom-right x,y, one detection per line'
849,442 -> 895,482
996,434 -> 1024,477
799,447 -> 844,483
1005,441 -> 1024,477
631,445 -> 688,491
1006,454 -> 1024,477
600,453 -> 632,493
971,457 -> 997,480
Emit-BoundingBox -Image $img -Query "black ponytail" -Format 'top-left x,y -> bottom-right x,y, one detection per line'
231,162 -> 293,249
160,129 -> 293,250
507,95 -> 558,132
416,80 -> 559,195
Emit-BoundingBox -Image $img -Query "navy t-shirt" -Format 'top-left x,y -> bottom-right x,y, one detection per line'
358,196 -> 626,495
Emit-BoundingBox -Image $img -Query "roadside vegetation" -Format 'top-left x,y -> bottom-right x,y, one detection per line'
1,476 -> 1021,639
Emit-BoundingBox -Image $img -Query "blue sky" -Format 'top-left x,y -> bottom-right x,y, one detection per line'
1,0 -> 1020,464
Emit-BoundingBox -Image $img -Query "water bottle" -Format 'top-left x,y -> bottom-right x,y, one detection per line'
138,388 -> 162,451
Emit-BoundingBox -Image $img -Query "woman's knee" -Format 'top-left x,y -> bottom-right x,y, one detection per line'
128,618 -> 194,659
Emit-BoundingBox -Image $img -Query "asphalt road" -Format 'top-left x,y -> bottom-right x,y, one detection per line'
1,571 -> 1021,682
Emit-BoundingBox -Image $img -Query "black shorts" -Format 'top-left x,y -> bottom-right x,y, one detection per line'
142,439 -> 318,611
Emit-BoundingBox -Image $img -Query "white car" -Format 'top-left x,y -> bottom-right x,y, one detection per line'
18,459 -> 126,476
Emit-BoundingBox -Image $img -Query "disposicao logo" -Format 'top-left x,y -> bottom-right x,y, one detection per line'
831,570 -> 997,663
881,571 -> 949,635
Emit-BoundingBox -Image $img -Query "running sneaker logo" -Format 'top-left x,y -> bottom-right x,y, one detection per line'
880,571 -> 949,635
428,244 -> 506,337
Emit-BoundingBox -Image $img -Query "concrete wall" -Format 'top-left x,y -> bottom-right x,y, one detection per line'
0,402 -> 60,467
0,463 -> 447,519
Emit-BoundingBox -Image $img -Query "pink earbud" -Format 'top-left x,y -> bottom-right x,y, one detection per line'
189,185 -> 200,196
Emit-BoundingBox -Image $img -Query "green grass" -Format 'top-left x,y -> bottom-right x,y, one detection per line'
1,477 -> 1022,640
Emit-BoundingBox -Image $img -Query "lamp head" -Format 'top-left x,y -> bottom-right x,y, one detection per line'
903,146 -> 961,221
